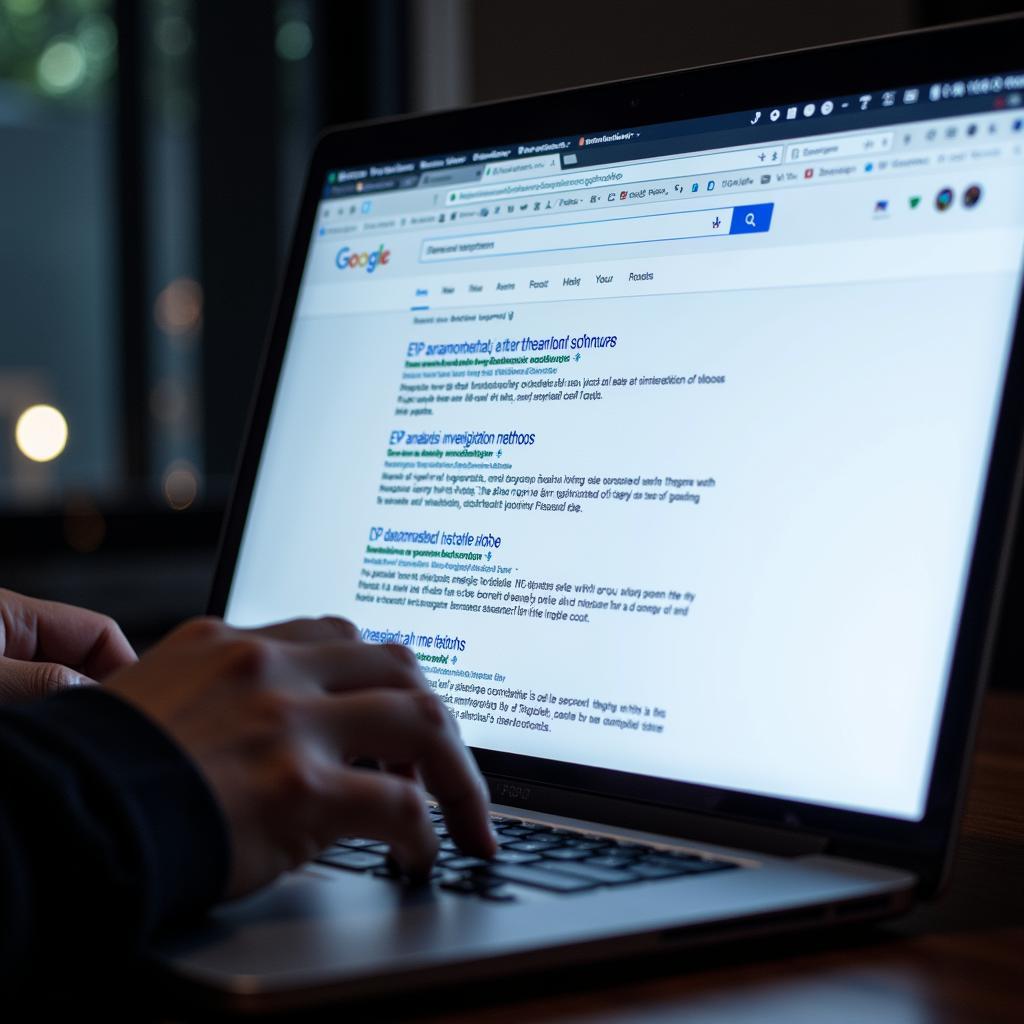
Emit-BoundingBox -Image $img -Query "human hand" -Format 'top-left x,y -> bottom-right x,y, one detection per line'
0,588 -> 136,703
103,616 -> 497,898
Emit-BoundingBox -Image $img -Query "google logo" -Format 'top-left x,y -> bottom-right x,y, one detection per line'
335,243 -> 391,273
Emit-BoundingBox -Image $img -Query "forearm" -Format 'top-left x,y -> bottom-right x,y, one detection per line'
0,688 -> 228,985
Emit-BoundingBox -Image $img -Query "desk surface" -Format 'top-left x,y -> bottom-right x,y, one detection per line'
414,692 -> 1024,1024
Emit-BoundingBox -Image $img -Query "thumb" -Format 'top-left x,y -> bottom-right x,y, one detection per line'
0,657 -> 95,704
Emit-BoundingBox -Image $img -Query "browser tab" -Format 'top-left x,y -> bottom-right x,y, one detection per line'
480,155 -> 561,182
368,160 -> 417,178
517,138 -> 575,157
419,166 -> 484,187
471,148 -> 515,163
578,129 -> 641,149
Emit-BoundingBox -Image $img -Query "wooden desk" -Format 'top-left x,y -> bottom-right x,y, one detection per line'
411,692 -> 1024,1024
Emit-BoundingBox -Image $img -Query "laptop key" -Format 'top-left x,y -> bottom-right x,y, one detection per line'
629,862 -> 689,880
316,850 -> 388,871
476,863 -> 596,892
505,839 -> 562,854
496,832 -> 534,847
584,855 -> 645,870
518,831 -> 559,843
598,846 -> 645,860
496,826 -> 534,837
492,850 -> 543,865
335,837 -> 384,849
439,855 -> 491,870
534,860 -> 639,885
541,847 -> 592,861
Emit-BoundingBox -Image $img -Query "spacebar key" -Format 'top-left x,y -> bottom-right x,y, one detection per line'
482,863 -> 597,892
535,860 -> 639,884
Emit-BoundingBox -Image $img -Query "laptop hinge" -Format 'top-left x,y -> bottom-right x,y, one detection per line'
485,775 -> 829,858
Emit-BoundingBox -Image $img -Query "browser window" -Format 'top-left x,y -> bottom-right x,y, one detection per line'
226,75 -> 1024,821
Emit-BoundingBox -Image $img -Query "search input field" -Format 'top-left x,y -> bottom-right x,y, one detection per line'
445,148 -> 784,206
786,132 -> 894,162
419,203 -> 774,262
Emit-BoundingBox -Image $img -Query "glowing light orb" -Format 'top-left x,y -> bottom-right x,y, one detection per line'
15,404 -> 68,462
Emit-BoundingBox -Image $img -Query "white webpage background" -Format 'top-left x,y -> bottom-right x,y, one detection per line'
227,170 -> 1024,822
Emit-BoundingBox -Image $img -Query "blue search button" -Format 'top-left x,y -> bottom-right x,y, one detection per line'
729,203 -> 774,234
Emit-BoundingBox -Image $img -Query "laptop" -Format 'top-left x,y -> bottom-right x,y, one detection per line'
156,15 -> 1024,1011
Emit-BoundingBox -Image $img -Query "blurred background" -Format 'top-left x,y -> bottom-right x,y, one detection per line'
1,0 -> 1022,686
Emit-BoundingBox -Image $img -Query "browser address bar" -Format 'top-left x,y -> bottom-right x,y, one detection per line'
420,203 -> 774,262
445,146 -> 784,206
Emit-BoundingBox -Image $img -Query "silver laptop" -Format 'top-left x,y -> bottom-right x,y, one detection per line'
156,17 -> 1024,1011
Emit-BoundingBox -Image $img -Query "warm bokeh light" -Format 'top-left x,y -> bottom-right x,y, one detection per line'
154,277 -> 203,336
14,404 -> 68,462
162,461 -> 199,510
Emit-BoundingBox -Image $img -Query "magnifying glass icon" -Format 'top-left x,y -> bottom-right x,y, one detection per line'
744,212 -> 757,227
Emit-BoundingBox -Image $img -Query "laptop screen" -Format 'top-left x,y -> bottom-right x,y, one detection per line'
224,71 -> 1024,822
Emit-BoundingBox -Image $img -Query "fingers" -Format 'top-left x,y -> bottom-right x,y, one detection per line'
0,589 -> 136,680
292,640 -> 425,695
315,689 -> 496,860
0,656 -> 92,703
205,627 -> 422,701
179,617 -> 416,694
245,616 -> 361,644
323,768 -> 438,877
179,615 -> 361,647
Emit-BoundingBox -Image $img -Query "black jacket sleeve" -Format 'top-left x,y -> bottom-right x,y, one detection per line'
0,687 -> 229,987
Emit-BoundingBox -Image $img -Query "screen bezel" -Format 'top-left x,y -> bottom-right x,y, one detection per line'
208,16 -> 1024,890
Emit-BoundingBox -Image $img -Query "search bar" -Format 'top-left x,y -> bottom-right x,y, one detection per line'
786,132 -> 894,162
419,203 -> 774,262
445,147 -> 784,206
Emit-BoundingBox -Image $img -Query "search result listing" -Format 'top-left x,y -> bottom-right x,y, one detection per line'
235,268 -> 1016,794
351,292 -> 738,768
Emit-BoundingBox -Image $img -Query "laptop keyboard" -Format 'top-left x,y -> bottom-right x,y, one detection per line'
315,809 -> 741,901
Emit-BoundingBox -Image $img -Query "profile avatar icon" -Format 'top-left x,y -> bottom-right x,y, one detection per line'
963,184 -> 983,209
935,187 -> 954,211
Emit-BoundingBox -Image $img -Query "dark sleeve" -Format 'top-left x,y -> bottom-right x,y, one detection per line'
0,686 -> 229,987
